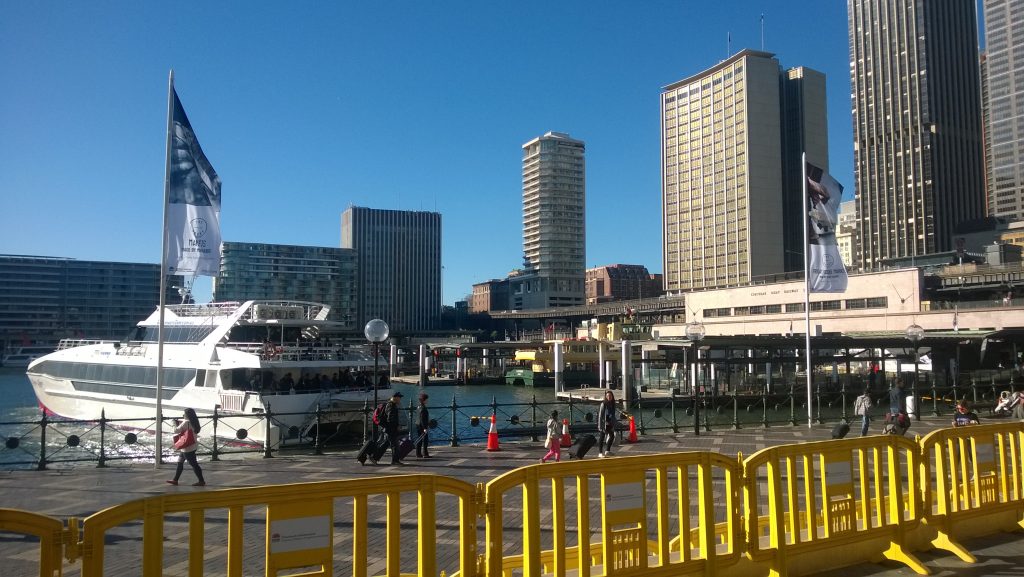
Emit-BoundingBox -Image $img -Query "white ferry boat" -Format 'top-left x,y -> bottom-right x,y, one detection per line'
25,300 -> 391,446
2,345 -> 55,368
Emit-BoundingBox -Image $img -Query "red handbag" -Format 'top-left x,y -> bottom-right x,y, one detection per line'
173,427 -> 196,449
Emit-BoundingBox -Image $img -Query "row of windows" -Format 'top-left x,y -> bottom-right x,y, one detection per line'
34,360 -> 195,389
704,297 -> 889,317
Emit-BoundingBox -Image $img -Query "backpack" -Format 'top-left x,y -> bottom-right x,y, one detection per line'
372,403 -> 387,425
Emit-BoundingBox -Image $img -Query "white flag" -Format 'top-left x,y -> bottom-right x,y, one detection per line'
166,89 -> 221,277
806,162 -> 847,293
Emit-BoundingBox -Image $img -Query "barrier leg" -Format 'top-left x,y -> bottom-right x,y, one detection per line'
882,541 -> 929,574
930,531 -> 977,564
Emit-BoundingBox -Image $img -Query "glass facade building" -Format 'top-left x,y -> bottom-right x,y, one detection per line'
849,0 -> 985,269
0,254 -> 183,350
213,242 -> 358,329
983,0 -> 1024,219
341,207 -> 441,332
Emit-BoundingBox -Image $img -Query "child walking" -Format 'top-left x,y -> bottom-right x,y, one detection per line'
541,410 -> 562,462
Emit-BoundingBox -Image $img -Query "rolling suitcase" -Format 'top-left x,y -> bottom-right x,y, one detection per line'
568,434 -> 597,459
396,437 -> 415,461
831,422 -> 850,439
357,432 -> 390,465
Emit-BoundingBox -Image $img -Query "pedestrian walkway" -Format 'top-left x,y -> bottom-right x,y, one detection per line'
0,414 -> 1020,576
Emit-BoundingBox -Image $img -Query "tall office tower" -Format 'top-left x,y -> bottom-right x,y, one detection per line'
849,0 -> 985,269
213,242 -> 358,329
983,0 -> 1024,219
341,207 -> 441,332
661,50 -> 827,293
512,131 -> 586,310
0,255 -> 184,348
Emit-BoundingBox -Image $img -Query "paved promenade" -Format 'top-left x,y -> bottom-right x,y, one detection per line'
1,415 -> 1021,576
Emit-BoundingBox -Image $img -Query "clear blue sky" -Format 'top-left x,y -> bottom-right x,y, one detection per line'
2,1 -> 855,305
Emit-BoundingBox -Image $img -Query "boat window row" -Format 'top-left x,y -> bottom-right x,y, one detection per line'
124,326 -> 217,343
72,380 -> 178,400
33,361 -> 196,388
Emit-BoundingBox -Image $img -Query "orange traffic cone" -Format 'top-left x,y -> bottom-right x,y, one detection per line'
486,413 -> 500,451
627,415 -> 638,443
561,418 -> 571,446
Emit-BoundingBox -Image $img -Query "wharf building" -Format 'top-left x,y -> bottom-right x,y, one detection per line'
512,131 -> 586,310
212,242 -> 358,330
660,49 -> 828,293
982,0 -> 1024,220
585,264 -> 662,304
469,278 -> 511,314
0,254 -> 184,350
341,206 -> 442,332
848,0 -> 985,270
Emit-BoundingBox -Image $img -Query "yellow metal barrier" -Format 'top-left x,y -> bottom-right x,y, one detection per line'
919,422 -> 1024,562
481,452 -> 743,577
742,435 -> 926,577
0,508 -> 78,577
77,475 -> 478,577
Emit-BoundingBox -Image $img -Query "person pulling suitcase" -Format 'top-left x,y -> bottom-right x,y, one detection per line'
597,390 -> 619,458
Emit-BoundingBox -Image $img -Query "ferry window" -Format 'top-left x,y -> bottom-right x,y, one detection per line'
195,369 -> 207,388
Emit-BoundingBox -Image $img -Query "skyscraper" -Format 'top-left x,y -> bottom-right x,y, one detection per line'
661,50 -> 827,293
848,0 -> 985,268
511,132 -> 586,309
341,207 -> 441,332
983,0 -> 1024,219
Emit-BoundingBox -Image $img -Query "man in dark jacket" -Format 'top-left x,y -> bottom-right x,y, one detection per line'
415,393 -> 431,458
382,391 -> 405,465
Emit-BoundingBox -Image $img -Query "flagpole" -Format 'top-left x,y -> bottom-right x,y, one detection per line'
156,69 -> 174,466
802,152 -> 813,428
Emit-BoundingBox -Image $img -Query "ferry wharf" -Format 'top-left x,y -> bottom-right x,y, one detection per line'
2,415 -> 1023,577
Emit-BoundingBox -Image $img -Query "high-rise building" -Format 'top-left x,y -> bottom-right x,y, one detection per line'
661,50 -> 827,292
983,0 -> 1024,219
0,255 -> 184,349
849,0 -> 985,269
213,242 -> 358,329
512,131 -> 586,309
341,207 -> 441,332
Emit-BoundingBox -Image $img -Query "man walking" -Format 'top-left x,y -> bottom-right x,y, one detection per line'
415,393 -> 431,458
381,391 -> 405,465
853,387 -> 873,436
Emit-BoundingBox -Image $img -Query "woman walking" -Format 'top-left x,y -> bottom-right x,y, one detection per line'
540,410 -> 562,463
597,390 -> 618,457
167,408 -> 206,486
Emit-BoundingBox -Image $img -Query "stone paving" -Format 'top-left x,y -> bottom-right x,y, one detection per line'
1,415 -> 1022,576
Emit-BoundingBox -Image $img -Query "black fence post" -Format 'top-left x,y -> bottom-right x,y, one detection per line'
761,385 -> 769,428
731,395 -> 741,430
636,392 -> 646,435
314,403 -> 324,456
972,376 -> 979,405
531,395 -> 540,442
362,400 -> 370,444
262,404 -> 274,459
814,382 -> 823,424
670,390 -> 679,434
840,380 -> 849,424
931,375 -> 941,416
211,407 -> 221,462
38,412 -> 48,471
450,395 -> 460,447
789,381 -> 797,427
97,409 -> 107,468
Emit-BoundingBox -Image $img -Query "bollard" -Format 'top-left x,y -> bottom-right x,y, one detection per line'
263,404 -> 274,459
98,409 -> 107,468
211,407 -> 221,462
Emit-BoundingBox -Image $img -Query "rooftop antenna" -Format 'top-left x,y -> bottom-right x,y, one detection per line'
727,31 -> 731,57
761,13 -> 765,51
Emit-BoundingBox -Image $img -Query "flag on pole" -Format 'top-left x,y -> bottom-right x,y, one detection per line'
805,162 -> 847,293
166,89 -> 221,276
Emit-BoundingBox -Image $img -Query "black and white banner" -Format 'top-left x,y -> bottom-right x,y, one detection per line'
806,162 -> 847,293
165,89 -> 221,277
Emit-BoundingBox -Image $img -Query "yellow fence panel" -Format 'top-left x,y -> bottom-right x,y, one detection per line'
919,422 -> 1024,563
0,508 -> 77,577
742,435 -> 926,577
482,452 -> 743,577
77,475 -> 478,577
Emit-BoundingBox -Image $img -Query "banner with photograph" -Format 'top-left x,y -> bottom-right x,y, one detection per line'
806,162 -> 847,293
165,89 -> 222,276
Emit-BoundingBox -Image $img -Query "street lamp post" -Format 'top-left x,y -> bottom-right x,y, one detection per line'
364,319 -> 390,410
905,323 -> 924,422
686,320 -> 706,436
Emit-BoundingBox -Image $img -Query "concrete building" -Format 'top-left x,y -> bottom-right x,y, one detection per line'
661,49 -> 827,293
341,207 -> 442,332
836,200 -> 858,272
585,264 -> 662,304
983,0 -> 1024,219
469,278 -> 510,313
848,0 -> 985,269
0,254 -> 184,350
511,132 -> 586,310
213,242 -> 357,329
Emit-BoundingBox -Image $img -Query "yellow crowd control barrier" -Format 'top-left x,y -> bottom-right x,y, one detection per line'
78,475 -> 478,577
0,508 -> 78,577
482,452 -> 744,577
5,423 -> 1024,576
742,435 -> 926,577
919,422 -> 1024,562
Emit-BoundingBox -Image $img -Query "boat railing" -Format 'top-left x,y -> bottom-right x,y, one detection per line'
226,342 -> 379,363
57,339 -> 115,350
167,301 -> 242,317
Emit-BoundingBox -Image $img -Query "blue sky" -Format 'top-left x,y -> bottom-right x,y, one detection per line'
2,1 -> 856,305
